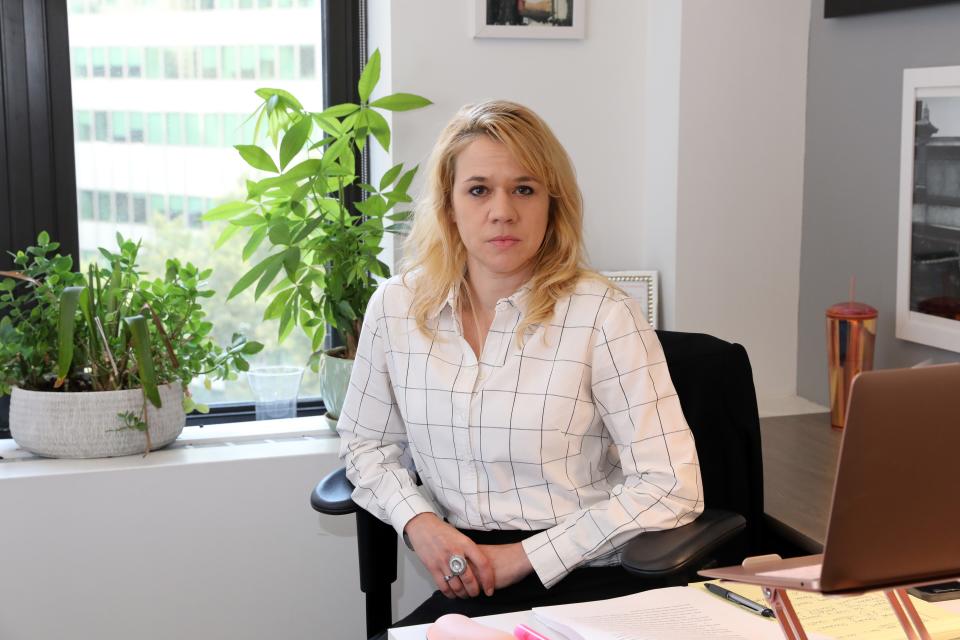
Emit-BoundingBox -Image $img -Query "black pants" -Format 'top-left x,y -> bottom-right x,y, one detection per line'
373,528 -> 662,639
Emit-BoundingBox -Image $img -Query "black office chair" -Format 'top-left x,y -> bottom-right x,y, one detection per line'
312,330 -> 765,639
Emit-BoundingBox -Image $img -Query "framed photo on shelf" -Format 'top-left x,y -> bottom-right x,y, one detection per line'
601,270 -> 659,329
896,65 -> 960,352
474,0 -> 585,39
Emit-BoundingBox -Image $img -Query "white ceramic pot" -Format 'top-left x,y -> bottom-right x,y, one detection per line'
318,348 -> 354,431
9,383 -> 186,459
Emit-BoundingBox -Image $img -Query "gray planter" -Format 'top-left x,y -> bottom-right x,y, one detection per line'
9,383 -> 186,458
318,348 -> 354,431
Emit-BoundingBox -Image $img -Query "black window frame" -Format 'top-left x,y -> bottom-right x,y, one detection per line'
0,0 -> 366,436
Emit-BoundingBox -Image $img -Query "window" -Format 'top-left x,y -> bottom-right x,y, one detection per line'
147,113 -> 164,144
94,111 -> 108,141
91,47 -> 105,76
109,47 -> 124,77
239,46 -> 256,79
115,192 -> 130,222
97,192 -> 112,221
203,113 -> 220,146
75,111 -> 92,141
221,46 -> 238,79
299,45 -> 315,79
185,113 -> 201,145
166,113 -> 182,145
72,47 -> 88,78
111,111 -> 127,142
59,0 -> 338,412
133,194 -> 147,223
259,46 -> 275,79
168,195 -> 184,220
145,47 -> 161,78
201,47 -> 217,79
278,46 -> 294,80
79,190 -> 95,220
163,48 -> 179,78
127,48 -> 142,78
129,112 -> 145,143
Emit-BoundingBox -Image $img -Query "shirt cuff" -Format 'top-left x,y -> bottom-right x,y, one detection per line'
522,530 -> 576,589
387,486 -> 438,538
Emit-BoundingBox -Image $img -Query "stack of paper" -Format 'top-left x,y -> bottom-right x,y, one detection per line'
693,581 -> 960,640
532,586 -> 829,640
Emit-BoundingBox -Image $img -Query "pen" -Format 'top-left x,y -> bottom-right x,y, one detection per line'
705,582 -> 776,618
514,623 -> 553,640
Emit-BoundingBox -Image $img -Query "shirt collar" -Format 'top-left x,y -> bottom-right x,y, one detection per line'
431,279 -> 533,319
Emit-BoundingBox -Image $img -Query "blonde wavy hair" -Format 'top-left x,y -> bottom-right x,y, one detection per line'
402,100 -> 600,341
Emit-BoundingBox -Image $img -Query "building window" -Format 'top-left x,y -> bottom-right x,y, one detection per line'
111,112 -> 127,142
145,47 -> 162,78
201,47 -> 217,79
299,45 -> 315,79
133,193 -> 147,223
91,47 -> 105,77
129,112 -> 145,143
166,113 -> 182,145
79,190 -> 95,220
146,113 -> 164,144
239,46 -> 256,79
115,192 -> 130,223
221,46 -> 238,79
163,48 -> 179,78
97,191 -> 112,221
109,47 -> 124,77
259,45 -> 275,79
185,113 -> 201,145
94,111 -> 108,141
72,47 -> 88,78
127,48 -> 142,78
203,113 -> 220,146
75,110 -> 92,141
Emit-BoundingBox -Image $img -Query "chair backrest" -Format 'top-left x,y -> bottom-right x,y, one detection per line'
655,330 -> 764,555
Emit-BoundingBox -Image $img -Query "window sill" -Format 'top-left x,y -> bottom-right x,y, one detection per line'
0,416 -> 340,479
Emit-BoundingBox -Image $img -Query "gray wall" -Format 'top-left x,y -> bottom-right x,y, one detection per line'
798,0 -> 960,404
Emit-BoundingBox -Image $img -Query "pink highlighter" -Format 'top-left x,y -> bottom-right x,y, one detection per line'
513,624 -> 552,640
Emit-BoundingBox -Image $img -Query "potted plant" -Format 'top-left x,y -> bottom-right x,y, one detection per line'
0,232 -> 262,458
202,49 -> 430,428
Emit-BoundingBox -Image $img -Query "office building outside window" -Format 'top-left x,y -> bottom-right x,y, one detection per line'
67,0 -> 325,406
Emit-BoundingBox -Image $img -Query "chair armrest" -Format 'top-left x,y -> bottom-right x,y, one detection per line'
310,466 -> 358,516
620,508 -> 746,577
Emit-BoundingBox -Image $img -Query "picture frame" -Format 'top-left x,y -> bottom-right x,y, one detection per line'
896,65 -> 960,353
474,0 -> 585,39
601,270 -> 659,329
825,0 -> 956,18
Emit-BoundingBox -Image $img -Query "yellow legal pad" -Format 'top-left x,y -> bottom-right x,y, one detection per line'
694,580 -> 960,640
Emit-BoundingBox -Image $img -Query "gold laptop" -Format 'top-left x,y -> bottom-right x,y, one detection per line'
701,363 -> 960,594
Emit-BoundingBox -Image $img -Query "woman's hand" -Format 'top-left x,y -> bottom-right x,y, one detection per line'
404,513 -> 495,599
477,543 -> 534,590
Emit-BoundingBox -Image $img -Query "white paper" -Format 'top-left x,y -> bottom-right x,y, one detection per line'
532,586 -> 826,640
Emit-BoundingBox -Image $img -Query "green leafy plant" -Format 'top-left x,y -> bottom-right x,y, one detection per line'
0,232 -> 263,414
202,48 -> 431,359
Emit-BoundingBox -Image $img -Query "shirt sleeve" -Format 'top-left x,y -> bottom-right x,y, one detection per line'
522,294 -> 704,588
336,283 -> 438,537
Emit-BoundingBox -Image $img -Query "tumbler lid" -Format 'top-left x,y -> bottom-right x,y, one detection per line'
826,301 -> 878,319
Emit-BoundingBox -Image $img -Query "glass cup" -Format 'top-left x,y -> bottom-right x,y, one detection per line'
246,366 -> 304,421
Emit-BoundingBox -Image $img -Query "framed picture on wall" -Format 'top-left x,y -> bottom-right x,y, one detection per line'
601,270 -> 659,329
474,0 -> 585,39
896,65 -> 960,352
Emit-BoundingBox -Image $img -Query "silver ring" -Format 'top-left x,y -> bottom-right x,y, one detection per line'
443,575 -> 453,582
448,554 -> 466,577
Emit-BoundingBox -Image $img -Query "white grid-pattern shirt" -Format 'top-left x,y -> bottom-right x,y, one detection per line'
337,273 -> 704,588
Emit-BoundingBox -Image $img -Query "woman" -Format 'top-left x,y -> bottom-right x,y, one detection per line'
337,100 -> 703,629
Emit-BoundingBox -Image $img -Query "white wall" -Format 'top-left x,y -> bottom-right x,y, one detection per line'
0,430 -> 434,640
371,0 -> 814,405
369,0 -> 647,274
673,0 -> 812,403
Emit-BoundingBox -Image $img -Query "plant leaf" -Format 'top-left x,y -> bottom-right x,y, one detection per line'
369,93 -> 432,112
320,103 -> 360,119
236,145 -> 279,173
124,315 -> 161,408
357,48 -> 381,103
202,201 -> 254,222
55,286 -> 84,386
228,252 -> 284,300
255,87 -> 304,111
379,163 -> 403,191
279,115 -> 312,170
366,108 -> 391,152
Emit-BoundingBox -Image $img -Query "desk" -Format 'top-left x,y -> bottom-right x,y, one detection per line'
760,412 -> 840,552
388,593 -> 960,639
